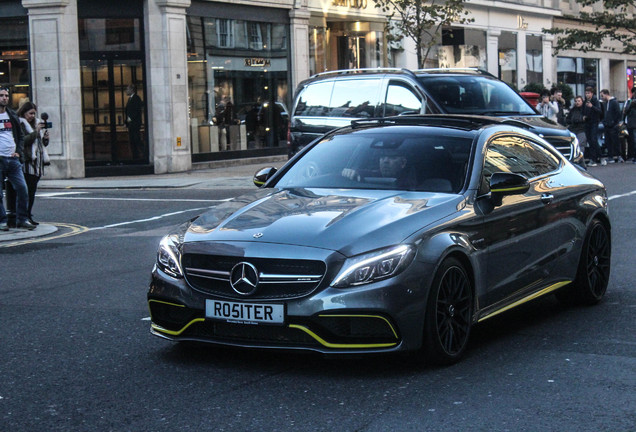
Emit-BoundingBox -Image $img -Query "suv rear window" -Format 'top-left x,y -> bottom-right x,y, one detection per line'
294,78 -> 381,118
417,76 -> 535,116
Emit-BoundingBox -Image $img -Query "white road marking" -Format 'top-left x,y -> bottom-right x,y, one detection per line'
608,191 -> 636,201
42,196 -> 231,203
90,207 -> 212,230
38,191 -> 88,197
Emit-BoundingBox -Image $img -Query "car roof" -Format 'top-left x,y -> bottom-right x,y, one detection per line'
298,67 -> 496,87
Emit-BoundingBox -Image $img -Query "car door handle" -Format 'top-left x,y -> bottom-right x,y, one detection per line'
541,193 -> 554,204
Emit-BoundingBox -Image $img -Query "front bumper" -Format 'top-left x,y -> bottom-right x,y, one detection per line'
148,260 -> 434,354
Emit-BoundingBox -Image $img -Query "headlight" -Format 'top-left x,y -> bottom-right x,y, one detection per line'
157,234 -> 183,278
332,245 -> 416,288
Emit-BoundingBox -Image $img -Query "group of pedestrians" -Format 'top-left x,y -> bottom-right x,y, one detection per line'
563,86 -> 636,166
0,86 -> 48,231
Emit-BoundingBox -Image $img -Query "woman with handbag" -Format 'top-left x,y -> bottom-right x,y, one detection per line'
6,101 -> 49,225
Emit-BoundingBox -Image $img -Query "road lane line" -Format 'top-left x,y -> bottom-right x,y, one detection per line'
41,196 -> 232,203
608,191 -> 636,201
0,223 -> 89,248
89,207 -> 212,230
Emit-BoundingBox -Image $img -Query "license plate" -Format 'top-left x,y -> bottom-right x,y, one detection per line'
206,299 -> 285,325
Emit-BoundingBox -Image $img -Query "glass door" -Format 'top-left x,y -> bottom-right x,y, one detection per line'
81,58 -> 145,164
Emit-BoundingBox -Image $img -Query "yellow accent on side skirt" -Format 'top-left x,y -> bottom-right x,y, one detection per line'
317,314 -> 399,339
151,318 -> 205,336
478,281 -> 571,323
289,324 -> 398,349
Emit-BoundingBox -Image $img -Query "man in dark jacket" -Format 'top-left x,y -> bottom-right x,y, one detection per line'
623,87 -> 636,163
125,84 -> 144,160
583,86 -> 603,166
0,87 -> 35,230
601,88 -> 623,163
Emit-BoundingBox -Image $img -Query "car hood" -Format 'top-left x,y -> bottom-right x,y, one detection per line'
507,115 -> 569,136
185,188 -> 463,256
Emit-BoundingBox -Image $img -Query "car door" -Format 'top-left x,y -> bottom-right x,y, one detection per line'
478,134 -> 566,307
382,80 -> 429,116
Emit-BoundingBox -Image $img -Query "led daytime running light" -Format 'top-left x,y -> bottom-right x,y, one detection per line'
332,245 -> 414,288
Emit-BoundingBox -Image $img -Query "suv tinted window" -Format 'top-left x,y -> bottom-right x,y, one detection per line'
294,78 -> 380,118
418,76 -> 536,115
384,82 -> 422,116
329,79 -> 380,117
294,81 -> 334,116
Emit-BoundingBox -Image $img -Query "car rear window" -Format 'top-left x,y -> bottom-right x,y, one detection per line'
294,79 -> 381,118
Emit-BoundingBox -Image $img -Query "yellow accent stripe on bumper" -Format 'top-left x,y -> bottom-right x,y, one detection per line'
478,281 -> 571,323
151,318 -> 205,336
289,324 -> 398,349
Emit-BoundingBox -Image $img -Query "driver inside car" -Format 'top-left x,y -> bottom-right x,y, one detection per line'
341,148 -> 418,189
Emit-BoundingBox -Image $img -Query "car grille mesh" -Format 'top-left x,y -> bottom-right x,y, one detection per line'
182,254 -> 327,300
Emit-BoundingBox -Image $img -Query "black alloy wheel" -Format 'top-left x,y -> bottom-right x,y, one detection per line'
557,219 -> 611,305
423,257 -> 473,365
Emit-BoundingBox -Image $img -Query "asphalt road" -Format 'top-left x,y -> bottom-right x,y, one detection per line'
1,166 -> 635,431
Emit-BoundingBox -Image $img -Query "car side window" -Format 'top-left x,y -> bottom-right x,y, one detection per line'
329,78 -> 381,118
294,81 -> 334,117
482,136 -> 561,191
384,82 -> 422,116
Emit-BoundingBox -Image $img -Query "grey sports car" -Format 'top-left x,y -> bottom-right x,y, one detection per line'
148,115 -> 611,365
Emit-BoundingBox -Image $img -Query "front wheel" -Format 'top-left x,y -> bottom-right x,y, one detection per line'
423,258 -> 473,366
557,218 -> 611,305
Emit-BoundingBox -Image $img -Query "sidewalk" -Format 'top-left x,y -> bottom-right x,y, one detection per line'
38,156 -> 288,190
1,156 -> 288,244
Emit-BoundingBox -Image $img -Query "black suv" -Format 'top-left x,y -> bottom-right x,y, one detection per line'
288,68 -> 583,165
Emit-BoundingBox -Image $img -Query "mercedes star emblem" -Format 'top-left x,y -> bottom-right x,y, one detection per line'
253,232 -> 263,238
230,262 -> 259,296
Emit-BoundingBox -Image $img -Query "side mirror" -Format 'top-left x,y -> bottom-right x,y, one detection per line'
489,172 -> 530,196
253,167 -> 277,187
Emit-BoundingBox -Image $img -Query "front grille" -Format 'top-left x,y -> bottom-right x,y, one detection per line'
545,137 -> 572,159
182,254 -> 327,300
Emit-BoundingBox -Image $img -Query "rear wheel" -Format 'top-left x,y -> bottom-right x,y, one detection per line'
423,258 -> 473,365
557,219 -> 611,305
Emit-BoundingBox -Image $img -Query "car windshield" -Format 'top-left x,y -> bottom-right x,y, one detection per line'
274,128 -> 473,193
417,76 -> 537,115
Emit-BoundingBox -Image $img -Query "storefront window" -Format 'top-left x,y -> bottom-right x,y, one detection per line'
79,18 -> 142,51
498,32 -> 517,87
436,28 -> 486,69
0,17 -> 29,109
526,35 -> 543,86
557,57 -> 599,97
187,16 -> 290,157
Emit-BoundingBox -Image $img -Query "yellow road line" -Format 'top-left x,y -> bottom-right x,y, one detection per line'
0,222 -> 89,248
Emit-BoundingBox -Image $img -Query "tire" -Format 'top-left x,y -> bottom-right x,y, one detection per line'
556,219 -> 611,305
423,258 -> 474,366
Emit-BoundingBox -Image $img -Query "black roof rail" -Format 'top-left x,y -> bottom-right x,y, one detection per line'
413,67 -> 495,78
310,67 -> 416,79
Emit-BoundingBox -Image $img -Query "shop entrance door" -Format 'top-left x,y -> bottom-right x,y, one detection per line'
81,58 -> 145,164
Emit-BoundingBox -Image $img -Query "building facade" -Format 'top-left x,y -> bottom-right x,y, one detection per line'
1,0 -> 634,179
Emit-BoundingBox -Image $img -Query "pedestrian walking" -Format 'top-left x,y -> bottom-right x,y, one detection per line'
583,86 -> 603,166
125,84 -> 144,160
623,86 -> 636,163
600,89 -> 623,164
0,87 -> 36,231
